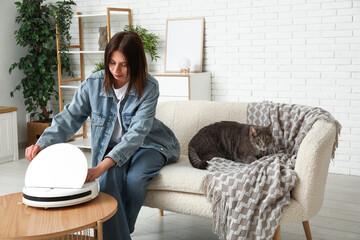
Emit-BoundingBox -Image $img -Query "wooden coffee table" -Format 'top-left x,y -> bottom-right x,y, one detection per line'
0,192 -> 117,240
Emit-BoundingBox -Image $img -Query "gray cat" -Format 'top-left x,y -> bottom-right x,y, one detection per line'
188,121 -> 274,169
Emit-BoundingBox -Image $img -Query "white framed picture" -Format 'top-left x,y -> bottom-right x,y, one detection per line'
165,17 -> 205,73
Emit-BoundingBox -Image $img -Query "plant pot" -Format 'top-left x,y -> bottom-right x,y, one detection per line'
27,120 -> 52,146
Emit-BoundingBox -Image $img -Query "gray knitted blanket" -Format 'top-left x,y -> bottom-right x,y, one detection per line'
201,102 -> 341,240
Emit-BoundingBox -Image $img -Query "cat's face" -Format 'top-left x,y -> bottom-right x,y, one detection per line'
249,124 -> 273,151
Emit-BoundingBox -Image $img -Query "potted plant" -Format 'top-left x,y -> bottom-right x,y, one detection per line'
9,0 -> 75,145
123,25 -> 160,62
92,60 -> 105,73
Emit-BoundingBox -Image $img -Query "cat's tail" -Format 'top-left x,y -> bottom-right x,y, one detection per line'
188,146 -> 208,169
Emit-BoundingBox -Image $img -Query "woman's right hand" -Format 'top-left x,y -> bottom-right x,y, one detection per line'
25,145 -> 43,162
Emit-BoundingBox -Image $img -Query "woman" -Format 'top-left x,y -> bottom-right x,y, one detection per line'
25,31 -> 180,240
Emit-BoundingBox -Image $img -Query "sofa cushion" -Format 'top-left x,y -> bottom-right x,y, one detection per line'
144,190 -> 213,218
147,155 -> 207,194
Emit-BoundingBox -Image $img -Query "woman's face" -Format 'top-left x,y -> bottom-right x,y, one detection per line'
109,50 -> 130,88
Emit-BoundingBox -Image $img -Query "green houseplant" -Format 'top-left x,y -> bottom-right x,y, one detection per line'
92,60 -> 105,73
9,0 -> 75,122
123,25 -> 160,62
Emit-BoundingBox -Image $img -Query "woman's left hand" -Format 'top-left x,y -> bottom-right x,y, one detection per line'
85,157 -> 116,182
86,166 -> 103,182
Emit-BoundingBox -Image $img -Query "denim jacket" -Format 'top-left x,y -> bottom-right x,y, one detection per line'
36,70 -> 180,168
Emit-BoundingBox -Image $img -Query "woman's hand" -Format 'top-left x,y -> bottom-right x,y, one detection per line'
85,157 -> 116,182
86,166 -> 104,182
25,145 -> 43,162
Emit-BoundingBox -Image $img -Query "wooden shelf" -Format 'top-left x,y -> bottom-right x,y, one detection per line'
60,85 -> 79,89
59,50 -> 104,54
73,11 -> 129,18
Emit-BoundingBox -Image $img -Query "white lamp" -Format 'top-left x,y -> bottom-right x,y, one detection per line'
178,57 -> 191,74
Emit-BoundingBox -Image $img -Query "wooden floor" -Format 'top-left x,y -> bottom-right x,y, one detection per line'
1,149 -> 359,240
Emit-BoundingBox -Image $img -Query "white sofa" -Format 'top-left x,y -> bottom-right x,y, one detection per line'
143,101 -> 337,239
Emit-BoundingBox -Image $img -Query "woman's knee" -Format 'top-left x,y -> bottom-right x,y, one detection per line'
126,149 -> 166,189
130,149 -> 166,172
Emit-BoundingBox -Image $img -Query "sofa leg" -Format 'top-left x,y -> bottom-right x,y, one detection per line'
273,225 -> 280,240
159,209 -> 164,216
302,220 -> 312,240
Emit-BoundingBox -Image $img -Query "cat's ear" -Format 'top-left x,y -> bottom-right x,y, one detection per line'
250,126 -> 257,136
268,123 -> 273,133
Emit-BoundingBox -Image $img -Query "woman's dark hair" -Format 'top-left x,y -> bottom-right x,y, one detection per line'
104,31 -> 147,99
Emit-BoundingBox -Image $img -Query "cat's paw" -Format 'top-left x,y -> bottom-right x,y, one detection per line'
199,161 -> 208,169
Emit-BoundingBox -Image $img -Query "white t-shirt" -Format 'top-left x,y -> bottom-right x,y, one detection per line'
109,82 -> 129,147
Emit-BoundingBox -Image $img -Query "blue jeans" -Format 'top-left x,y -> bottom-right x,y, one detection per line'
99,148 -> 166,240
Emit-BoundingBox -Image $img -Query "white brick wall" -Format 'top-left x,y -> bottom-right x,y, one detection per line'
59,0 -> 360,176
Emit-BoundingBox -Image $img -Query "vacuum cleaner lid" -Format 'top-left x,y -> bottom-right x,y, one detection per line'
24,143 -> 88,189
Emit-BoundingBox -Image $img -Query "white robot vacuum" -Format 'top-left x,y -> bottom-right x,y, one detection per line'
22,143 -> 99,208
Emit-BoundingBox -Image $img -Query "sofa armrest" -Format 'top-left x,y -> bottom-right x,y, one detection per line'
292,120 -> 337,220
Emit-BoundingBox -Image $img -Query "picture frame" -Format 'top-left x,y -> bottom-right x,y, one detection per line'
164,17 -> 205,73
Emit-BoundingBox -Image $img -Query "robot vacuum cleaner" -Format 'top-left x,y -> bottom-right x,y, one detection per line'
22,143 -> 99,208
